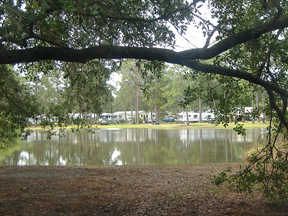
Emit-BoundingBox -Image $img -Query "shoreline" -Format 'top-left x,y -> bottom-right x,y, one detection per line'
27,121 -> 268,130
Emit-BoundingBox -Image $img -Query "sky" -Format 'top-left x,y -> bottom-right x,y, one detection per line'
107,2 -> 216,93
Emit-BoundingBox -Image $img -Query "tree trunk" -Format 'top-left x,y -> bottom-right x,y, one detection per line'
129,83 -> 133,124
256,90 -> 260,123
124,95 -> 127,123
35,66 -> 39,126
56,82 -> 60,106
212,82 -> 216,110
223,84 -> 229,123
251,86 -> 255,124
154,79 -> 158,122
150,106 -> 153,123
199,95 -> 202,123
84,102 -> 87,120
154,90 -> 158,122
135,83 -> 139,125
242,92 -> 245,123
262,91 -> 265,123
186,105 -> 189,126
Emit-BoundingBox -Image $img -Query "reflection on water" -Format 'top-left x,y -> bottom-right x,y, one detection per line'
0,128 -> 267,166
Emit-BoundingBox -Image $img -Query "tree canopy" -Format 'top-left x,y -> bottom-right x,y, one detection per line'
1,1 -> 287,100
1,0 -> 288,203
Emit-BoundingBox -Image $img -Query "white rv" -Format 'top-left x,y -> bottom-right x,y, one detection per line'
178,111 -> 214,123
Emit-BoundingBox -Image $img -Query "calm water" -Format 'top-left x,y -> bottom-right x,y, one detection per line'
0,128 -> 267,166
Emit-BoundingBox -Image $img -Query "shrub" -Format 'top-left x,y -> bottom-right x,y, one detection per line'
213,126 -> 288,204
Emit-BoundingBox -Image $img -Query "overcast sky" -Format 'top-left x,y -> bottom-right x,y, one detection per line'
108,2 -> 216,92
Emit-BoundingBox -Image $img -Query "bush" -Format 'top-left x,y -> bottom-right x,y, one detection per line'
132,118 -> 143,123
213,128 -> 288,204
39,120 -> 53,127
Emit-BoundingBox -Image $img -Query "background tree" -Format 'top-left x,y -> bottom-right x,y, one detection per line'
116,60 -> 160,123
62,61 -> 112,120
161,65 -> 191,119
0,65 -> 38,148
114,83 -> 129,122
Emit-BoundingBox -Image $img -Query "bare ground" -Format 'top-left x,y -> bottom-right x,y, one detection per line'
0,164 -> 287,216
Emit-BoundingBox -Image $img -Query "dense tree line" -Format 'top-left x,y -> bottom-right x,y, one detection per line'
114,60 -> 264,126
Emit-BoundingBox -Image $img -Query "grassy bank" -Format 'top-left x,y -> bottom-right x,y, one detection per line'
29,121 -> 268,130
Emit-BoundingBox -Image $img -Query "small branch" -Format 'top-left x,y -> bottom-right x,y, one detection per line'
265,88 -> 288,131
79,1 -> 197,23
0,87 -> 31,116
203,24 -> 220,48
257,29 -> 283,78
191,11 -> 216,28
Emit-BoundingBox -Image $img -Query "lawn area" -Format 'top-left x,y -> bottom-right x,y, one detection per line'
97,122 -> 268,129
29,121 -> 268,130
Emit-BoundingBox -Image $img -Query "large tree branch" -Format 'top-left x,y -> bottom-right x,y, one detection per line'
1,46 -> 288,98
1,10 -> 287,64
1,13 -> 288,99
265,88 -> 288,131
0,46 -> 179,64
176,60 -> 288,99
181,14 -> 288,59
1,12 -> 288,63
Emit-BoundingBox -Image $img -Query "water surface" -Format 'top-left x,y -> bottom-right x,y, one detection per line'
0,128 -> 266,166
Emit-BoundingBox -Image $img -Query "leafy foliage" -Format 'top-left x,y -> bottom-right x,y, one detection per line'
1,0 -> 198,49
0,65 -> 38,148
209,0 -> 288,203
213,126 -> 288,204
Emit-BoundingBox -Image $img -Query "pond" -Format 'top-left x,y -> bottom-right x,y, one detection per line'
0,128 -> 267,166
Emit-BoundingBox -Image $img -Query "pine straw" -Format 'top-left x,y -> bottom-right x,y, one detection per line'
0,164 -> 287,215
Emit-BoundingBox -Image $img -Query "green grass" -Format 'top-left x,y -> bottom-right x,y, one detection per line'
28,121 -> 268,130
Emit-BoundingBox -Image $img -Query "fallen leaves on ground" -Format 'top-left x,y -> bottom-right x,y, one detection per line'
0,164 -> 287,215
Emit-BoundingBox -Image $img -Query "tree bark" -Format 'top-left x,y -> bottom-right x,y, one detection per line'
155,90 -> 158,122
186,105 -> 189,126
256,90 -> 260,123
154,79 -> 158,122
129,83 -> 133,124
242,91 -> 245,123
199,95 -> 202,123
0,48 -> 287,99
35,66 -> 39,126
2,15 -> 288,64
262,92 -> 265,123
150,106 -> 153,123
251,86 -> 255,124
135,83 -> 139,125
124,95 -> 127,123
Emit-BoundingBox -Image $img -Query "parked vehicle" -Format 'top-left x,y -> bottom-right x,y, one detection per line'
178,112 -> 215,123
152,120 -> 159,125
162,117 -> 175,122
99,119 -> 108,125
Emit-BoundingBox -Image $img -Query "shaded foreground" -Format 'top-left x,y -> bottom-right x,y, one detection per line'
0,165 -> 287,215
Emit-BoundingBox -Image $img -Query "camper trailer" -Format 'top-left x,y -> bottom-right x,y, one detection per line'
178,111 -> 214,123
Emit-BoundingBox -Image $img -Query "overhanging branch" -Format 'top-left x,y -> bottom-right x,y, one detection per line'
0,13 -> 288,100
176,60 -> 288,99
1,45 -> 287,99
1,13 -> 288,64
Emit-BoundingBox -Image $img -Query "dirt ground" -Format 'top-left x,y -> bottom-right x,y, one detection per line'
0,164 -> 287,216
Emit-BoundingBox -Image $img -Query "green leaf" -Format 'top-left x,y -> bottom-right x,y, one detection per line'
64,0 -> 77,12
